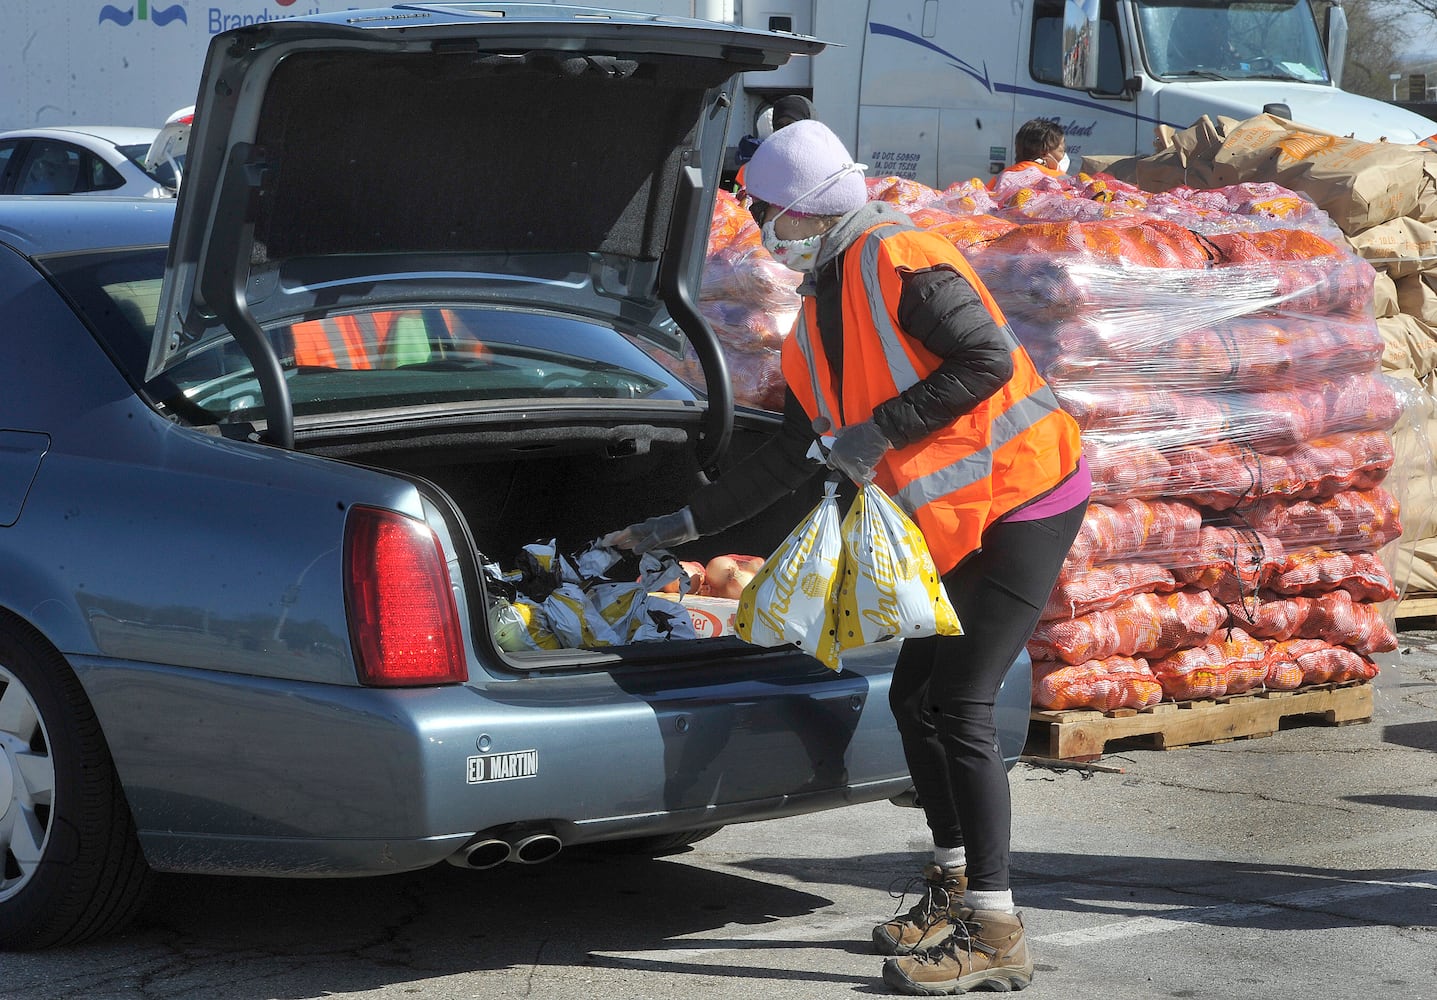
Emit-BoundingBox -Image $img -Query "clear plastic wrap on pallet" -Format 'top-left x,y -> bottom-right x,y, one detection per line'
650,189 -> 803,412
688,170 -> 1429,712
953,172 -> 1422,710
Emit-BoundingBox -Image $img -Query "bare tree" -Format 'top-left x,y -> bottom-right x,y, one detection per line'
1314,0 -> 1414,98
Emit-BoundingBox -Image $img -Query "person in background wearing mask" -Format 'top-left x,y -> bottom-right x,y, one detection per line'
602,120 -> 1089,996
989,118 -> 1068,189
732,94 -> 814,195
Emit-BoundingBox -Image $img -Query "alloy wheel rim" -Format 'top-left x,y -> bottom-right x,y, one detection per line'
0,664 -> 55,901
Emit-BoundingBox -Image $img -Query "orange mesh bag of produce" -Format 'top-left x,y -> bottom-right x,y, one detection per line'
1230,596 -> 1309,643
989,217 -> 1214,270
1077,173 -> 1150,211
725,349 -> 787,413
929,215 -> 1019,252
1269,638 -> 1380,685
1205,227 -> 1340,264
1046,317 -> 1380,394
1149,642 -> 1232,700
1082,439 -> 1171,500
1317,374 -> 1406,438
1063,498 -> 1204,571
1164,182 -> 1316,222
1229,590 -> 1397,655
1164,444 -> 1285,508
1041,561 -> 1178,621
1031,656 -> 1163,711
698,297 -> 788,352
706,188 -> 762,256
1029,588 -> 1224,665
1269,548 -> 1398,602
1256,637 -> 1312,690
1294,590 -> 1397,655
1002,189 -> 1144,223
905,206 -> 964,228
933,179 -> 1000,215
700,243 -> 800,316
1181,431 -> 1394,511
866,175 -> 939,210
1216,626 -> 1271,694
1247,487 -> 1402,552
1172,525 -> 1285,604
1053,385 -> 1226,438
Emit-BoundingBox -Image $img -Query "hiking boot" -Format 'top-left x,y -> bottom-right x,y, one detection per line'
881,907 -> 1034,995
872,863 -> 968,956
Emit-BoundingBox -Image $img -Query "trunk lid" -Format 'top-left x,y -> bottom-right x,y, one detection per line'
147,3 -> 822,454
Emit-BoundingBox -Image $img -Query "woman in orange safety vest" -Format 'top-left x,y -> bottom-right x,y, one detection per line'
603,120 -> 1089,995
989,117 -> 1069,190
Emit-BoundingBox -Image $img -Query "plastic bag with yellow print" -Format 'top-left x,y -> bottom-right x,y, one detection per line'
817,483 -> 962,667
735,479 -> 844,664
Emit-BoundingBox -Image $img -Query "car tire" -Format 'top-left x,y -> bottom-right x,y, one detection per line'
590,825 -> 725,858
0,620 -> 152,950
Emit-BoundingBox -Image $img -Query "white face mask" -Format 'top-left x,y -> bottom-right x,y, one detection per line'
1055,153 -> 1071,174
761,220 -> 822,272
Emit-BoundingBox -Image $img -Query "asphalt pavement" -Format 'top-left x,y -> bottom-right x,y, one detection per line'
4,629 -> 1435,1000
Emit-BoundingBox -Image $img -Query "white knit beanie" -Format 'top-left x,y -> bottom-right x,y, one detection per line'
744,119 -> 868,216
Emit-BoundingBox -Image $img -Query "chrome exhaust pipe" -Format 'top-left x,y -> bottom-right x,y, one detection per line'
511,832 -> 563,865
446,837 -> 513,870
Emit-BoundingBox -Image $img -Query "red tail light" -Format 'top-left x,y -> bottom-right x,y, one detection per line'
345,506 -> 467,686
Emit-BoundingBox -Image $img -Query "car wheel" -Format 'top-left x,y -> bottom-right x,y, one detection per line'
590,826 -> 726,858
0,622 -> 152,950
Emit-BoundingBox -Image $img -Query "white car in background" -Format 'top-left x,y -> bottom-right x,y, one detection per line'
0,107 -> 192,198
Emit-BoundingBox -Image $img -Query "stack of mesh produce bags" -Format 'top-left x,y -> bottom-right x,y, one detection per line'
689,128 -> 1429,711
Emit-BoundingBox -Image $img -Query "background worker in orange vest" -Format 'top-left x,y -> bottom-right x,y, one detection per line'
604,119 -> 1089,995
989,118 -> 1069,188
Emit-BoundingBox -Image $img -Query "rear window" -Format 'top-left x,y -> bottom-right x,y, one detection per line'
42,247 -> 699,425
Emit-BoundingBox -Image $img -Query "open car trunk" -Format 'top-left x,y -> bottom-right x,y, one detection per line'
303,408 -> 835,669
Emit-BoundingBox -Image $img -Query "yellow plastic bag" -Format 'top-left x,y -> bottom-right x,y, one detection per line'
818,483 -> 962,666
735,480 -> 844,662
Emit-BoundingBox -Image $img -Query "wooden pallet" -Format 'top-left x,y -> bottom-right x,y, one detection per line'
1026,681 -> 1373,761
1396,593 -> 1437,622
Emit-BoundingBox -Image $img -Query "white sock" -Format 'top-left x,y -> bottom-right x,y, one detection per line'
933,845 -> 966,869
966,889 -> 1015,914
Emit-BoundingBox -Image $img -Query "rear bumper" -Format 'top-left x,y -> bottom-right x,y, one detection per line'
75,643 -> 1031,877
74,648 -> 920,876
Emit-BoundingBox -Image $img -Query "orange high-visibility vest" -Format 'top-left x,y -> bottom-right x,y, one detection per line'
290,309 -> 477,369
781,223 -> 1083,573
291,313 -> 399,369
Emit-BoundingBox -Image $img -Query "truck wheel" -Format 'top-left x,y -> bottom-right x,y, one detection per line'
0,622 -> 152,950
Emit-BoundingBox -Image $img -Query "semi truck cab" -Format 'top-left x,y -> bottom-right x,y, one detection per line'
781,0 -> 1437,188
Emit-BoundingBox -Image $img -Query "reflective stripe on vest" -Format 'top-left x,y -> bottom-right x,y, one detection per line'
893,386 -> 1065,513
788,309 -> 836,432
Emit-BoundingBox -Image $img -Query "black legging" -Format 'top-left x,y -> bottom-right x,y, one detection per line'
888,501 -> 1087,892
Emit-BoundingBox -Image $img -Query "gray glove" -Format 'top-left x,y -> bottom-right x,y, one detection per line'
827,419 -> 891,483
601,507 -> 698,554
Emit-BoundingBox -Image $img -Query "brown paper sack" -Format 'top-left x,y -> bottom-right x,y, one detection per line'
1080,154 -> 1139,184
1387,373 -> 1437,591
1374,270 -> 1400,318
1377,314 -> 1437,376
1413,161 -> 1437,223
1214,114 -> 1429,234
1396,269 -> 1437,325
1349,217 -> 1437,280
